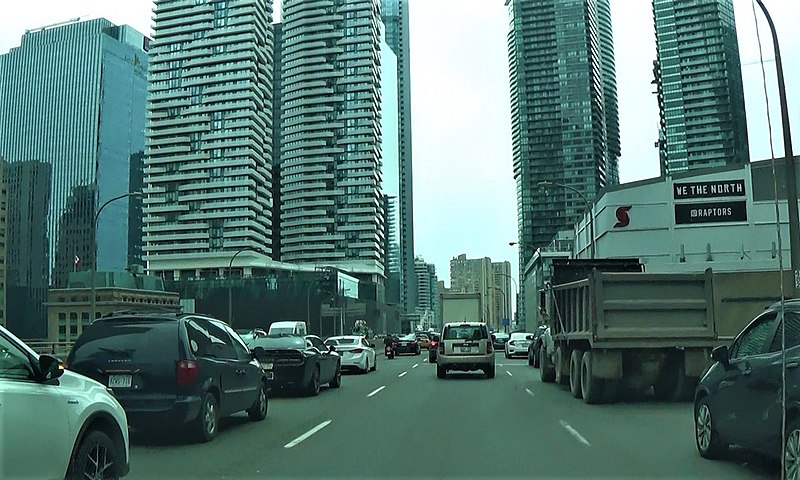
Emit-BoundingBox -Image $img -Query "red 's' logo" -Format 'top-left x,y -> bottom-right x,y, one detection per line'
614,206 -> 632,228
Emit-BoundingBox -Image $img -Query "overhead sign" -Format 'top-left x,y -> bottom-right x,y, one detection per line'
673,180 -> 745,200
674,201 -> 747,225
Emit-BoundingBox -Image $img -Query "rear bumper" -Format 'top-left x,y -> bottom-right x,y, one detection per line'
438,354 -> 494,371
268,365 -> 311,389
506,348 -> 527,357
123,395 -> 202,428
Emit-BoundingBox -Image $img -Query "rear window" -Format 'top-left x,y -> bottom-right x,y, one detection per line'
68,319 -> 179,365
443,325 -> 488,341
326,337 -> 357,345
250,336 -> 306,349
510,333 -> 530,340
270,327 -> 295,335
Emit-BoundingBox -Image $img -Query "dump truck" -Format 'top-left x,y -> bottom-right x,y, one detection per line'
537,259 -> 790,404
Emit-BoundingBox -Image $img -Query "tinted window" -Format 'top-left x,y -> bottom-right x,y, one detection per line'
69,319 -> 180,365
307,336 -> 325,350
327,338 -> 357,345
769,312 -> 800,352
193,319 -> 236,360
510,333 -> 530,341
223,324 -> 252,360
444,325 -> 489,341
731,312 -> 778,359
270,327 -> 295,335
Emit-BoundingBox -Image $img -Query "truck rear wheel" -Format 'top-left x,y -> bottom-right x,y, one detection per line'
581,351 -> 604,404
569,350 -> 583,398
539,347 -> 555,383
554,347 -> 569,385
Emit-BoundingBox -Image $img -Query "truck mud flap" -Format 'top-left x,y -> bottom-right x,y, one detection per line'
590,349 -> 622,380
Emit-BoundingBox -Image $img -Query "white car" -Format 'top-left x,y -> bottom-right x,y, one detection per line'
325,336 -> 376,373
505,332 -> 533,358
0,325 -> 130,479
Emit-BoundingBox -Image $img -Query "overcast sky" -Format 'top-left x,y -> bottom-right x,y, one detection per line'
2,0 -> 798,297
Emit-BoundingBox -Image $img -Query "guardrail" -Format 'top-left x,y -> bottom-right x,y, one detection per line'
25,341 -> 73,357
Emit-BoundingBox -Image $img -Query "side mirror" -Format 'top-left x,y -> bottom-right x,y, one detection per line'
491,334 -> 496,341
526,335 -> 534,341
252,346 -> 266,359
328,345 -> 336,352
37,354 -> 64,382
711,345 -> 729,364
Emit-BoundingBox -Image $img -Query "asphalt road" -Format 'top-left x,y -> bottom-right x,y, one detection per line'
127,353 -> 778,479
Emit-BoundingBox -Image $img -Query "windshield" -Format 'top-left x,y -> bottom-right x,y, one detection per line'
269,327 -> 295,335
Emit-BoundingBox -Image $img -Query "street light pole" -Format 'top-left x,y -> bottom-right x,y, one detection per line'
537,181 -> 595,259
90,191 -> 142,324
755,0 -> 798,295
227,248 -> 254,327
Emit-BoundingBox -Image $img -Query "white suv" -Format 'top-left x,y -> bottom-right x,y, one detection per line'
436,322 -> 495,379
0,325 -> 130,479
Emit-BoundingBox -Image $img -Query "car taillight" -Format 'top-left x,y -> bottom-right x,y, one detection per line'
509,340 -> 515,346
352,348 -> 364,354
412,340 -> 418,344
438,343 -> 445,354
430,341 -> 437,348
176,359 -> 199,387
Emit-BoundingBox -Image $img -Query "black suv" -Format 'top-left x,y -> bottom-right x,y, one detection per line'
66,312 -> 269,442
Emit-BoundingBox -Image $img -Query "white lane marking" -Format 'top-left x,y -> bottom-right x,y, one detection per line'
422,358 -> 427,362
559,420 -> 591,447
412,363 -> 419,368
284,420 -> 332,449
525,388 -> 534,397
496,363 -> 504,367
367,386 -> 386,397
398,371 -> 407,378
506,370 -> 513,377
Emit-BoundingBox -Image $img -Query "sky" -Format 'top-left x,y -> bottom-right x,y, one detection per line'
1,0 -> 799,303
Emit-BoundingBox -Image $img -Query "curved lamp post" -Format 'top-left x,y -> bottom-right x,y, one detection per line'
227,247 -> 261,327
537,180 -> 595,259
90,191 -> 143,323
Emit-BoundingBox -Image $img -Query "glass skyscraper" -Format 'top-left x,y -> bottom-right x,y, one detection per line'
506,0 -> 620,321
381,0 -> 417,314
0,18 -> 149,288
653,0 -> 748,175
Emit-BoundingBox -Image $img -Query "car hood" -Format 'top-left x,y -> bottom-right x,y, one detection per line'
59,369 -> 108,393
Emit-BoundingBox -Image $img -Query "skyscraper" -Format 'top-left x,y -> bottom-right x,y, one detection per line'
381,0 -> 416,314
144,0 -> 275,279
653,0 -> 748,175
3,161 -> 51,337
506,0 -> 620,322
279,0 -> 386,276
0,158 -> 6,327
0,18 -> 149,288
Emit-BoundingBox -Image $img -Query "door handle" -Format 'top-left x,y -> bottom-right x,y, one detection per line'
235,369 -> 246,375
787,362 -> 800,370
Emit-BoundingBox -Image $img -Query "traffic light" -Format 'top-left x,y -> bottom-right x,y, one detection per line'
318,272 -> 337,296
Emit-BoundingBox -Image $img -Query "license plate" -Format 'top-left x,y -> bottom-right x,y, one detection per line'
261,362 -> 273,370
108,374 -> 132,388
460,347 -> 472,353
266,372 -> 274,380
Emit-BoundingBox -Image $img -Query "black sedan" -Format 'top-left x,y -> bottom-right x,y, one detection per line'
527,325 -> 548,367
694,300 -> 800,479
248,334 -> 341,396
394,334 -> 421,355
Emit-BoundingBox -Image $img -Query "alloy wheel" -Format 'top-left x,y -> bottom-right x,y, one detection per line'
696,404 -> 712,453
205,398 -> 217,436
84,443 -> 114,480
786,427 -> 800,480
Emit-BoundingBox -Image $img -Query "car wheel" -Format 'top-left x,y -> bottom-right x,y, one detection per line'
694,396 -> 727,459
533,347 -> 541,368
485,365 -> 496,379
66,430 -> 121,480
437,365 -> 446,379
195,392 -> 219,442
329,364 -> 342,388
569,350 -> 583,399
539,347 -> 555,383
307,367 -> 321,396
247,381 -> 268,421
785,418 -> 800,480
370,356 -> 377,371
362,358 -> 370,374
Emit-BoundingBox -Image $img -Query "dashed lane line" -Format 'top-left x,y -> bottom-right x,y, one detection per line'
398,371 -> 407,378
284,420 -> 332,449
559,420 -> 591,447
367,386 -> 386,397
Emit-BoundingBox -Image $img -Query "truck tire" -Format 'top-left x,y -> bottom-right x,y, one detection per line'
554,347 -> 569,385
581,351 -> 604,404
539,347 -> 555,383
654,358 -> 696,402
569,350 -> 583,398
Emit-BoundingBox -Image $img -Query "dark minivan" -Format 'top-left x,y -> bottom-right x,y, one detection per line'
66,312 -> 269,442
